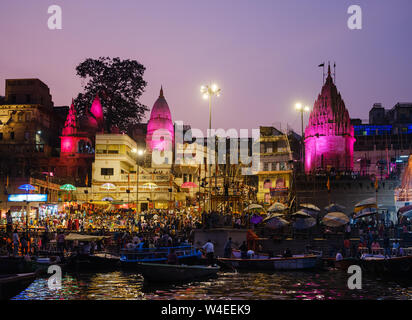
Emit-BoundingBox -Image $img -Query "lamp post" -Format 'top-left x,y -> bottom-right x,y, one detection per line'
200,83 -> 221,213
132,148 -> 145,213
295,103 -> 310,172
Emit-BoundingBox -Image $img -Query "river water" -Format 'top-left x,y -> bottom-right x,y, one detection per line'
11,269 -> 412,300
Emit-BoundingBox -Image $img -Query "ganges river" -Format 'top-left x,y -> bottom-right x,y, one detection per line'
10,269 -> 412,300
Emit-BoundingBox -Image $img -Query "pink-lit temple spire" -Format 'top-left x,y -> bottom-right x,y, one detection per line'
62,99 -> 78,136
146,86 -> 174,152
304,63 -> 355,173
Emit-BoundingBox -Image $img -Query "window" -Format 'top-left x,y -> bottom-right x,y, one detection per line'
25,113 -> 31,121
101,168 -> 114,176
24,131 -> 30,141
10,132 -> 14,140
263,163 -> 269,171
0,133 -> 2,140
18,113 -> 23,122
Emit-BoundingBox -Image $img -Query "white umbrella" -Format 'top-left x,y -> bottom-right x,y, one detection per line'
300,203 -> 321,212
265,217 -> 289,230
322,212 -> 350,227
293,217 -> 316,229
245,204 -> 264,211
101,183 -> 116,190
267,202 -> 286,212
291,210 -> 312,219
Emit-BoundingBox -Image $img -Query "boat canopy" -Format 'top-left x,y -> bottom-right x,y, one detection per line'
65,233 -> 110,242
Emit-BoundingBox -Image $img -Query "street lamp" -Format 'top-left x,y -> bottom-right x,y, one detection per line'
295,102 -> 311,171
132,148 -> 145,212
200,83 -> 221,213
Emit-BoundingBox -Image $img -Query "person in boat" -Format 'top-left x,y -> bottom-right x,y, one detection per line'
239,241 -> 248,259
167,248 -> 178,265
247,249 -> 255,259
282,248 -> 292,258
371,240 -> 381,254
223,237 -> 233,258
202,239 -> 215,265
383,234 -> 391,258
392,240 -> 400,256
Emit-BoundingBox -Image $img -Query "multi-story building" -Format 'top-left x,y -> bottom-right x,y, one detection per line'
256,126 -> 293,204
352,102 -> 412,178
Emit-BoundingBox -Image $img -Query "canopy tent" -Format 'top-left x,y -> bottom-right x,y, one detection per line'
322,212 -> 350,227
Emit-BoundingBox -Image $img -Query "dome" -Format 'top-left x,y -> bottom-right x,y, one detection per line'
146,87 -> 174,152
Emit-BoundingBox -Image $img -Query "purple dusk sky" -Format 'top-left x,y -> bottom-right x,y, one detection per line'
1,0 -> 411,135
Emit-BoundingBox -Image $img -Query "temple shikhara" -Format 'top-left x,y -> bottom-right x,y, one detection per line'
146,87 -> 174,153
304,64 -> 356,173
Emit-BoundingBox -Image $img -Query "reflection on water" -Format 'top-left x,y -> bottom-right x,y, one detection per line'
11,269 -> 412,300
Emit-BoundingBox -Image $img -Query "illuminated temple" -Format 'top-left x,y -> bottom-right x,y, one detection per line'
146,87 -> 174,153
304,65 -> 356,173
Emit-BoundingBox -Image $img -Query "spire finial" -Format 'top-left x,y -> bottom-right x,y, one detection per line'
328,62 -> 331,76
159,86 -> 164,98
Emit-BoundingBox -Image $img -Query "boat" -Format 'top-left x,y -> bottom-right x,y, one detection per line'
0,272 -> 37,300
360,254 -> 412,276
120,245 -> 202,267
136,262 -> 220,283
65,252 -> 120,272
0,256 -> 35,274
218,250 -> 321,271
334,257 -> 359,270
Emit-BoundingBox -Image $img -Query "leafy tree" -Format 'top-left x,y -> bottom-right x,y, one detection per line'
74,57 -> 148,132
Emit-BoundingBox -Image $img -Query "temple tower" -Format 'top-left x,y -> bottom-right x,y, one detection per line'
304,64 -> 355,173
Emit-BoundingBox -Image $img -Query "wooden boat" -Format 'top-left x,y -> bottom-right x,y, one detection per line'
360,254 -> 412,276
120,245 -> 202,267
136,262 -> 220,283
65,252 -> 120,272
0,256 -> 35,274
218,250 -> 321,271
334,257 -> 359,270
0,272 -> 37,300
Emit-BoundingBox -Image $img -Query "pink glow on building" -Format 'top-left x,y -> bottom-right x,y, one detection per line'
90,94 -> 104,130
146,87 -> 174,152
61,136 -> 76,153
304,65 -> 355,173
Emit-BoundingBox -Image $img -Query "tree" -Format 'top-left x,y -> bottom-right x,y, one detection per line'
74,57 -> 148,132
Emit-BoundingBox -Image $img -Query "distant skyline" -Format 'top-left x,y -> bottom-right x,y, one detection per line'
1,0 -> 411,134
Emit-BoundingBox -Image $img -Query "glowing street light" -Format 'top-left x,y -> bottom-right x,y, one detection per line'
200,83 -> 221,213
132,148 -> 146,211
295,102 -> 311,171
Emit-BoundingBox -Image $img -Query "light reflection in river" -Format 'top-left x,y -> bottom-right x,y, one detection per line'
11,269 -> 412,300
